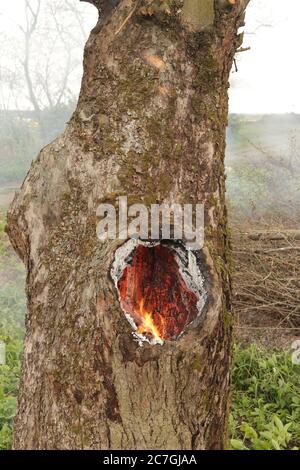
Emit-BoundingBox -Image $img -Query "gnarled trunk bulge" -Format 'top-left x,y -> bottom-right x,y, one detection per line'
7,0 -> 249,450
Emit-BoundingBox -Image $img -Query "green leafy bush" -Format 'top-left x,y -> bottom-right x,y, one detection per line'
0,321 -> 23,450
230,345 -> 300,450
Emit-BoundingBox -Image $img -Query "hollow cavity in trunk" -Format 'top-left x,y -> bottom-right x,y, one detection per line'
111,240 -> 207,345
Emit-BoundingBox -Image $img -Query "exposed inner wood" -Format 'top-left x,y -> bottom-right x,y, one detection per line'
117,244 -> 199,342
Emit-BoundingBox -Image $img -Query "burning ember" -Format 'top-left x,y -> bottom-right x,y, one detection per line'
111,240 -> 207,345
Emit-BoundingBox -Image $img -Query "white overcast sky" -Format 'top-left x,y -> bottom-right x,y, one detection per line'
0,0 -> 299,114
230,0 -> 300,113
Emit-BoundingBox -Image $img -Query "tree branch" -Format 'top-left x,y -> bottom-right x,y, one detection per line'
22,0 -> 42,115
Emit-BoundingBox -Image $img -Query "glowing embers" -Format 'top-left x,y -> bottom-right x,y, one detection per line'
111,240 -> 207,345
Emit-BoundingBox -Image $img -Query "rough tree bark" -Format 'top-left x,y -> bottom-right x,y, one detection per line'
7,0 -> 249,450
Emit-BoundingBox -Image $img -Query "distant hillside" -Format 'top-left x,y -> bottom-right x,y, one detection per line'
0,105 -> 74,186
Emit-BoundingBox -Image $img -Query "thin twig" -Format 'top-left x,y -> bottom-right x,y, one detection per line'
115,1 -> 140,37
236,46 -> 251,53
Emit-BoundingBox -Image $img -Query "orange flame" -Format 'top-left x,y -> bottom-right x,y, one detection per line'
136,299 -> 165,343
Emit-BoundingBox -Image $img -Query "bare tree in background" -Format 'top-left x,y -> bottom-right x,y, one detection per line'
0,0 -> 94,117
21,1 -> 42,121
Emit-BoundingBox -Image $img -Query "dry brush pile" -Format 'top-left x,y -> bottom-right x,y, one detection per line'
232,225 -> 300,331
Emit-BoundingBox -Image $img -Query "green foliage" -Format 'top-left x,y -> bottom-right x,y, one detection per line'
0,217 -> 25,450
230,345 -> 300,450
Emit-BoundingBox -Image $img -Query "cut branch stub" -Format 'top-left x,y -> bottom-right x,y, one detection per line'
181,0 -> 215,32
111,240 -> 207,345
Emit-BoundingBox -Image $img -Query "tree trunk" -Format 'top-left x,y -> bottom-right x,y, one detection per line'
7,0 -> 249,450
